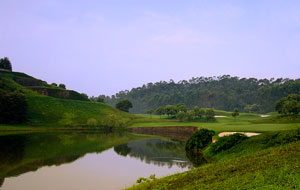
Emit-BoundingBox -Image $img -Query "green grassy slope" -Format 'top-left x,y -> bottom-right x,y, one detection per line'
0,71 -> 139,128
127,130 -> 300,190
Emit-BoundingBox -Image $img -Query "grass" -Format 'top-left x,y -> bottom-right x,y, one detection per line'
0,71 -> 141,130
131,113 -> 300,133
126,130 -> 300,190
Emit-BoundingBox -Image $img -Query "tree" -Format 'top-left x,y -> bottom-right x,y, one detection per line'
80,93 -> 89,101
51,83 -> 58,87
185,110 -> 195,121
232,108 -> 239,118
275,94 -> 300,116
0,90 -> 27,124
205,109 -> 216,121
185,129 -> 216,150
176,103 -> 187,112
59,84 -> 66,89
116,99 -> 133,112
193,106 -> 205,119
147,109 -> 153,118
97,97 -> 104,103
244,104 -> 260,113
155,107 -> 165,118
0,57 -> 12,71
89,95 -> 104,103
165,105 -> 177,118
177,111 -> 185,122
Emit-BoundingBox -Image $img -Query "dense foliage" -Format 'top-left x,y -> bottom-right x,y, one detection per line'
0,78 -> 27,124
231,108 -> 239,118
154,103 -> 215,122
0,57 -> 12,71
275,94 -> 300,116
99,75 -> 300,113
209,133 -> 248,154
185,129 -> 215,151
116,99 -> 133,112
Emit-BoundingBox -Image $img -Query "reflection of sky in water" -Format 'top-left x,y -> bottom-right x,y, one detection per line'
2,142 -> 190,190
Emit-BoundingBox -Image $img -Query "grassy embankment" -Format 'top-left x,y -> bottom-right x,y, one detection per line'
0,71 -> 153,131
127,130 -> 300,190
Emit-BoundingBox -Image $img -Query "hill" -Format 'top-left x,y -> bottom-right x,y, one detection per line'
127,130 -> 300,190
100,75 -> 300,114
0,71 -> 138,128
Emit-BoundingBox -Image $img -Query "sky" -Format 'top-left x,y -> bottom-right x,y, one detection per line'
1,0 -> 300,96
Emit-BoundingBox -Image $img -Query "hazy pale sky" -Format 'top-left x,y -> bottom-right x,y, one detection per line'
1,0 -> 300,96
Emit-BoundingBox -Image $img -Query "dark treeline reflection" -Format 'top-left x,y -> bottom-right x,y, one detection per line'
114,139 -> 206,169
0,131 -> 143,187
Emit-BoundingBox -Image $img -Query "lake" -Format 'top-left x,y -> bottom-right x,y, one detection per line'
0,130 -> 201,190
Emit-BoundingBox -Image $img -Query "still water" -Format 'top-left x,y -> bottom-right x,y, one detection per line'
0,131 -> 199,190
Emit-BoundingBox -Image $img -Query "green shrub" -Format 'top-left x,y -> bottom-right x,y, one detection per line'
261,130 -> 300,147
185,128 -> 215,151
0,89 -> 27,124
87,118 -> 98,126
210,133 -> 248,154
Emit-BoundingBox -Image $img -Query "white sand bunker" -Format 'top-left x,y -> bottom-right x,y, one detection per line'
218,132 -> 261,137
261,115 -> 271,118
214,115 -> 227,118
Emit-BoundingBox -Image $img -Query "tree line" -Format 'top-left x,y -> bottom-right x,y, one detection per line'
149,103 -> 216,122
98,75 -> 300,114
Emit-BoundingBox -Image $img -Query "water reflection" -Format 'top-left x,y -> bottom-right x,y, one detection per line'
0,131 -> 206,189
114,139 -> 197,169
0,131 -> 141,187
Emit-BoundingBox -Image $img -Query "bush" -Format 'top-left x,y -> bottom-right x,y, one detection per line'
59,84 -> 66,89
205,109 -> 216,121
210,133 -> 248,154
185,128 -> 215,151
87,118 -> 98,126
116,99 -> 133,112
0,90 -> 28,124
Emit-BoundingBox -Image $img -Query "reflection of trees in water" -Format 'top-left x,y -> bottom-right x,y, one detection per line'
0,131 -> 135,182
114,139 -> 194,169
0,135 -> 26,167
114,144 -> 131,157
185,150 -> 207,167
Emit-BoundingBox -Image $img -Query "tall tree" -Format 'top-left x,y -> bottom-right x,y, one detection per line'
147,109 -> 153,118
275,94 -> 300,116
232,108 -> 239,118
205,109 -> 215,121
116,99 -> 133,112
0,57 -> 12,71
155,107 -> 165,118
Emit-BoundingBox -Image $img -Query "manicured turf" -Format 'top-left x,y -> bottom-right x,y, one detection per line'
132,113 -> 300,133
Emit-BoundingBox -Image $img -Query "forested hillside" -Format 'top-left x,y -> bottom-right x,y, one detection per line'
101,75 -> 300,114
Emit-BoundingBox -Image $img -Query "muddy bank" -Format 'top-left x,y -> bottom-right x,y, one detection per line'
130,126 -> 199,140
